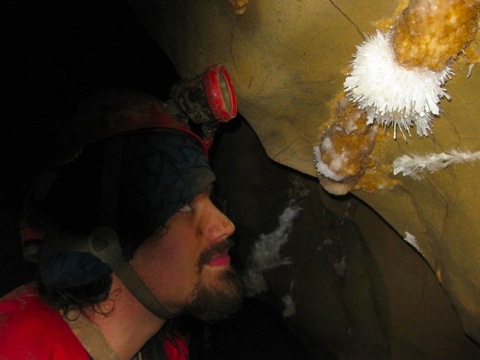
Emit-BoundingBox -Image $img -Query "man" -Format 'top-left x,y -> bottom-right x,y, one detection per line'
0,84 -> 244,359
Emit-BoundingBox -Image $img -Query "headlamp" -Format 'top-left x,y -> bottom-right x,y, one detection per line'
169,65 -> 238,146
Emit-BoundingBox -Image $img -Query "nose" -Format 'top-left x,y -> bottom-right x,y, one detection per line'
205,201 -> 235,242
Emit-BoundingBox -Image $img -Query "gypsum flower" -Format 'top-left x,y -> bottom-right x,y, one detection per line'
393,149 -> 480,179
344,31 -> 452,138
403,231 -> 423,256
313,145 -> 345,182
242,203 -> 300,296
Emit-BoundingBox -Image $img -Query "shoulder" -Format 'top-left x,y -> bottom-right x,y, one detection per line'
0,284 -> 59,330
0,285 -> 90,359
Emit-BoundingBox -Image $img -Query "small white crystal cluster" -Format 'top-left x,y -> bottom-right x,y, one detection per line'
281,281 -> 296,317
393,149 -> 480,179
333,256 -> 347,277
403,231 -> 424,256
242,202 -> 301,297
313,122 -> 377,195
313,144 -> 345,182
344,31 -> 452,138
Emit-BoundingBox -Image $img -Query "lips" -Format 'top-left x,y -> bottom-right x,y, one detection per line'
199,239 -> 234,268
207,254 -> 231,266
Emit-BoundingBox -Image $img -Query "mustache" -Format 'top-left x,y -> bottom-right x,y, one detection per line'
198,238 -> 234,268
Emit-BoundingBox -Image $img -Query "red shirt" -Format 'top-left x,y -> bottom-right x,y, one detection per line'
0,286 -> 189,360
0,286 -> 90,359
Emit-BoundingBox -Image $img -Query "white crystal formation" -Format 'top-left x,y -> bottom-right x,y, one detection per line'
344,31 -> 452,138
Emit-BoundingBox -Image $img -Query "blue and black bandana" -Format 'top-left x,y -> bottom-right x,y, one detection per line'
39,128 -> 215,288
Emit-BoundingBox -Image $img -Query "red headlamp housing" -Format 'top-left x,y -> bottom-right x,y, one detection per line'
203,65 -> 237,122
169,65 -> 237,125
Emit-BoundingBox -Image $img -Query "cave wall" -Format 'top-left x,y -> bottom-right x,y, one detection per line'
212,118 -> 480,359
126,0 -> 480,355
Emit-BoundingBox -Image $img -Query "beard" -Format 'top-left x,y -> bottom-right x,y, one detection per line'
185,268 -> 244,323
183,239 -> 244,323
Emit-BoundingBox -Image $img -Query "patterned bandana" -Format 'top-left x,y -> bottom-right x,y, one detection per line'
39,129 -> 215,288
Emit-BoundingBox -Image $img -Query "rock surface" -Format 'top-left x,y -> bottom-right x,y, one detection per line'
128,0 -> 480,350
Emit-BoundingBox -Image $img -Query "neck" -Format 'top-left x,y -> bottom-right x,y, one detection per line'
85,274 -> 166,360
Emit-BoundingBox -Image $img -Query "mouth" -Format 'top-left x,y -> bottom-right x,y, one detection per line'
199,239 -> 234,269
207,253 -> 231,267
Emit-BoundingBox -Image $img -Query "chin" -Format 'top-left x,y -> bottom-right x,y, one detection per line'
187,268 -> 245,322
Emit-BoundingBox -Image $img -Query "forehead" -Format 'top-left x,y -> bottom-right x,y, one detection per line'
116,130 -> 215,245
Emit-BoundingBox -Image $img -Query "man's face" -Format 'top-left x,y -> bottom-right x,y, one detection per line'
131,184 -> 243,322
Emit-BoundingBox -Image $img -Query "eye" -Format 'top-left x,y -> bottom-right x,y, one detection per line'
178,203 -> 193,213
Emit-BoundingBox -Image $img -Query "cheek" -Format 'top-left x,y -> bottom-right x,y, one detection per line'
145,236 -> 205,302
156,243 -> 192,274
139,229 -> 202,277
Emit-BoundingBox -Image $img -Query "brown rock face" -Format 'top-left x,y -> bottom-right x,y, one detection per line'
129,0 -> 480,356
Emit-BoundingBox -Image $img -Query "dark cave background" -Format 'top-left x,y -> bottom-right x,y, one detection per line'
3,0 -> 180,297
2,1 -> 334,358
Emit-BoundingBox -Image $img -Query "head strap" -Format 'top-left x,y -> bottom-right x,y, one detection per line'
48,227 -> 175,319
87,228 -> 175,319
